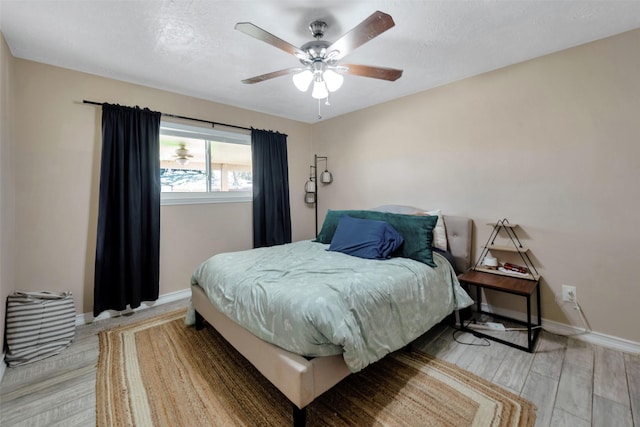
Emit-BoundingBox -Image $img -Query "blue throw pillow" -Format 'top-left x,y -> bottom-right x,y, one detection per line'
328,215 -> 404,260
316,209 -> 438,267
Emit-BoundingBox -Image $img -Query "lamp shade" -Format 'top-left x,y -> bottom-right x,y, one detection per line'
292,70 -> 313,92
305,192 -> 316,204
311,80 -> 329,99
320,170 -> 333,183
304,180 -> 316,193
323,69 -> 344,92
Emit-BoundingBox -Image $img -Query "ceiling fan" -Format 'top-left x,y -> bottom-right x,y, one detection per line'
235,10 -> 403,102
174,142 -> 194,166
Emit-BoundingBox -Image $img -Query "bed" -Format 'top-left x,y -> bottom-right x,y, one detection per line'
188,205 -> 474,426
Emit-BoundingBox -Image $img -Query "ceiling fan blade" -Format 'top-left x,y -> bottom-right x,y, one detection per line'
328,11 -> 395,60
235,22 -> 307,59
241,68 -> 301,84
341,64 -> 403,81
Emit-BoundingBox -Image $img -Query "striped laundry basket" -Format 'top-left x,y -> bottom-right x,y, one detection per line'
4,291 -> 76,367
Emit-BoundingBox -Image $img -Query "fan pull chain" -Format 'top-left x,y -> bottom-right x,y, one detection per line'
317,98 -> 322,120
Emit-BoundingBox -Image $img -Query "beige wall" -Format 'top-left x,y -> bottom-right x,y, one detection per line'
3,28 -> 639,346
1,32 -> 16,350
312,29 -> 640,343
9,58 -> 315,317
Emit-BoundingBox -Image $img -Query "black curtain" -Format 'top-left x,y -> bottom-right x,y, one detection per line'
93,104 -> 161,316
251,129 -> 292,248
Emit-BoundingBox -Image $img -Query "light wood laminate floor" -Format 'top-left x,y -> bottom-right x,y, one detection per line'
1,299 -> 638,426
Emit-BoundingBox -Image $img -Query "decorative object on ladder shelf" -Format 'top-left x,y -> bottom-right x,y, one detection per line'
473,218 -> 540,281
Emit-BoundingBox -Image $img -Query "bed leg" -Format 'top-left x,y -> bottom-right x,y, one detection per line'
195,310 -> 204,330
292,405 -> 306,427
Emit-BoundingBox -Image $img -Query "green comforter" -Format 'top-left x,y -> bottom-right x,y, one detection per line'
188,240 -> 472,372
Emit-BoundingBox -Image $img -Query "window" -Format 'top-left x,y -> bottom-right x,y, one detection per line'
159,121 -> 252,205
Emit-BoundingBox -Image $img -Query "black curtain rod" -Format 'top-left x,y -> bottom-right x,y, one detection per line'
82,100 -> 252,132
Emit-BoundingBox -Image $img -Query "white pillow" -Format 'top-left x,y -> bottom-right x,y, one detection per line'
421,209 -> 448,252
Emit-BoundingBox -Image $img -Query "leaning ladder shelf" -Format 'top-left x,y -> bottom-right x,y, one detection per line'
473,218 -> 540,281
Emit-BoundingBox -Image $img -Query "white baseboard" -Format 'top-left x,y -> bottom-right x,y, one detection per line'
75,288 -> 191,326
477,302 -> 640,354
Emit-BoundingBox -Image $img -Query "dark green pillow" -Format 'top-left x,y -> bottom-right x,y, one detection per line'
315,210 -> 438,267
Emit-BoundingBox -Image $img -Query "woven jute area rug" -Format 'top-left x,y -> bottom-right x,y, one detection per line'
97,310 -> 536,426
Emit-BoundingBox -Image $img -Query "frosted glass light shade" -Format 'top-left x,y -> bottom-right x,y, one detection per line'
304,180 -> 316,193
305,192 -> 316,204
323,70 -> 344,92
311,80 -> 329,99
292,70 -> 313,92
320,170 -> 333,183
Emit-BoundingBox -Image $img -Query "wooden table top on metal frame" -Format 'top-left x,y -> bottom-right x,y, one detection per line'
458,269 -> 541,352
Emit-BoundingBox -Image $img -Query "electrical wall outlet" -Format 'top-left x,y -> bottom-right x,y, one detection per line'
562,285 -> 577,303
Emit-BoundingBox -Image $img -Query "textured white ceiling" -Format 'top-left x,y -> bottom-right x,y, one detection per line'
1,1 -> 639,123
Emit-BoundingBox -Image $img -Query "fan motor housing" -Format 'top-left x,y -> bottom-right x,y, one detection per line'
300,40 -> 331,62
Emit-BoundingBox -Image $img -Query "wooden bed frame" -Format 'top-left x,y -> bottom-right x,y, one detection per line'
192,213 -> 473,426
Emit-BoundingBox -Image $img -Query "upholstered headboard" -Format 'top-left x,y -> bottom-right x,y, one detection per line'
371,205 -> 473,274
441,215 -> 473,274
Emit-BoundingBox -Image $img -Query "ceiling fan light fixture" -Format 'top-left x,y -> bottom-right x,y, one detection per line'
175,157 -> 190,166
323,69 -> 343,92
236,11 -> 402,114
174,142 -> 193,165
293,69 -> 313,92
311,79 -> 329,99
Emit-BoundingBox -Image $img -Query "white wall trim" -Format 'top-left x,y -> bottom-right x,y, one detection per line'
161,194 -> 251,205
75,288 -> 191,326
477,302 -> 640,354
